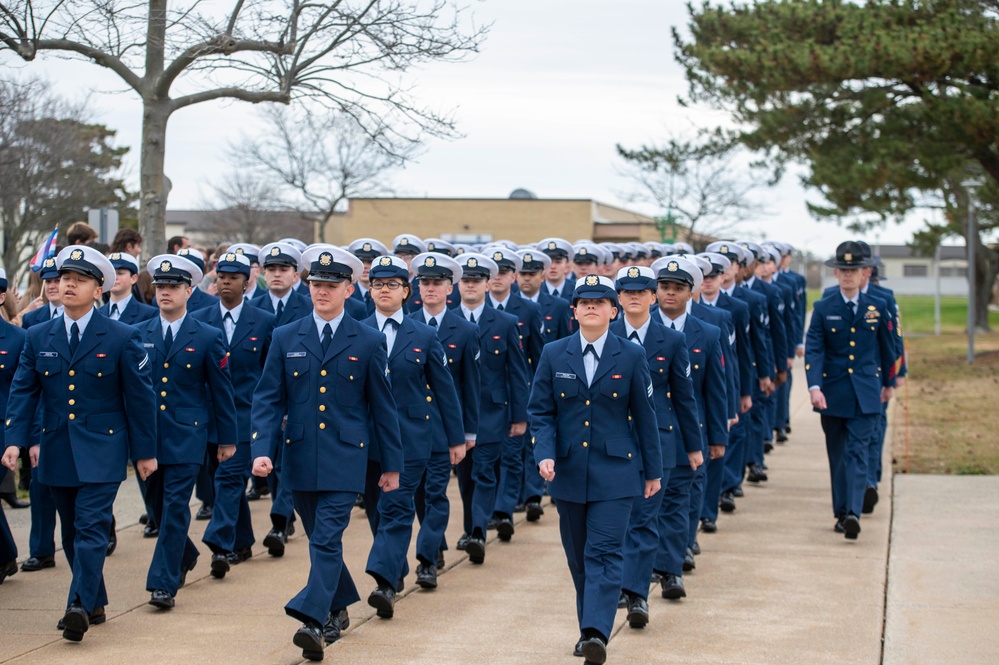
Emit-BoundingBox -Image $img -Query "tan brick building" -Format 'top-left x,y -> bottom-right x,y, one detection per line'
320,197 -> 682,246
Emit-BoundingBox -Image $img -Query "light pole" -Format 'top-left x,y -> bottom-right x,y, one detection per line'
962,180 -> 981,364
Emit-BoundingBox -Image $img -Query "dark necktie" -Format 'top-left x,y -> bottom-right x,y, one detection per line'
552,289 -> 559,298
164,325 -> 174,352
847,301 -> 856,316
110,304 -> 119,319
497,303 -> 505,312
224,312 -> 234,342
428,317 -> 438,328
69,322 -> 80,356
671,321 -> 677,330
584,343 -> 598,361
276,300 -> 285,320
383,318 -> 399,332
628,331 -> 640,343
321,323 -> 333,355
468,312 -> 476,324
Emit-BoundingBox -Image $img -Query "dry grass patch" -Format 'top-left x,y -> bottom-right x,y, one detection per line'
892,333 -> 999,475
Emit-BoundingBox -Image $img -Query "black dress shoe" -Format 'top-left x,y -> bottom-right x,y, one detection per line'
323,609 -> 349,644
486,517 -> 498,530
210,553 -> 231,579
650,571 -> 662,584
496,517 -> 514,542
747,464 -> 768,483
617,591 -> 628,609
195,503 -> 213,521
525,501 -> 544,522
683,548 -> 696,571
785,425 -> 792,435
245,485 -> 270,501
573,636 -> 585,658
732,486 -> 744,498
660,573 -> 686,599
834,517 -> 846,533
58,605 -> 106,630
354,493 -> 365,508
465,536 -> 485,564
763,441 -> 774,454
143,523 -> 159,538
863,486 -> 879,514
775,427 -> 788,442
843,514 -> 861,540
690,540 -> 701,555
455,534 -> 470,551
700,518 -> 717,533
20,555 -> 55,572
627,594 -> 649,629
263,529 -> 288,557
367,586 -> 396,618
180,559 -> 196,588
0,560 -> 17,585
234,546 -> 253,563
106,515 -> 117,556
396,577 -> 405,593
293,622 -> 325,661
149,589 -> 175,609
719,492 -> 736,513
139,512 -> 149,525
436,550 -> 446,571
579,636 -> 607,665
0,492 -> 29,509
61,604 -> 89,641
416,562 -> 438,589
513,503 -> 526,513
287,521 -> 296,538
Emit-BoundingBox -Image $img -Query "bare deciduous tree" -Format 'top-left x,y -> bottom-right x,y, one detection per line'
1,1 -> 486,254
616,135 -> 771,248
200,172 -> 312,246
228,105 -> 414,242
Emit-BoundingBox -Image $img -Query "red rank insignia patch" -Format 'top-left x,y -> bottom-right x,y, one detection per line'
95,353 -> 107,358
250,336 -> 258,341
448,344 -> 457,349
185,347 -> 195,352
348,356 -> 359,362
612,374 -> 622,379
656,356 -> 665,361
219,356 -> 228,369
413,348 -> 422,353
0,351 -> 6,355
545,315 -> 553,320
492,335 -> 501,339
518,321 -> 524,326
693,349 -> 702,353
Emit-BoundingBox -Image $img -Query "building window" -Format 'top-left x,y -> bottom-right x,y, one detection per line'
903,264 -> 928,277
939,267 -> 968,278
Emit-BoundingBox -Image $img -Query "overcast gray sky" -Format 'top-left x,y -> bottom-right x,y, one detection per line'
9,0 -> 945,254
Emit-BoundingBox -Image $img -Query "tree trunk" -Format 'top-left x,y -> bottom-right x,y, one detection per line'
139,101 -> 170,257
973,240 -> 997,332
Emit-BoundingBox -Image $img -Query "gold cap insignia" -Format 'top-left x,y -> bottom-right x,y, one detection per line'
70,249 -> 83,261
319,253 -> 332,266
493,251 -> 504,261
160,261 -> 172,272
110,253 -> 121,260
720,245 -> 729,253
379,257 -> 392,266
467,258 -> 478,268
579,248 -> 587,255
585,275 -> 599,286
225,253 -> 236,262
667,261 -> 679,272
362,243 -> 372,252
424,256 -> 436,267
523,253 -> 533,263
235,248 -> 244,254
548,241 -> 557,250
400,238 -> 409,245
627,267 -> 640,278
270,247 -> 281,256
427,243 -> 436,250
844,253 -> 853,261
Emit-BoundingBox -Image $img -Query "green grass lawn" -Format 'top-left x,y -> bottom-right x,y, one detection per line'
806,289 -> 999,335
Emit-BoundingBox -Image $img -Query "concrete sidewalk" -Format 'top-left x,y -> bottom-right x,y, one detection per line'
0,364 -> 990,664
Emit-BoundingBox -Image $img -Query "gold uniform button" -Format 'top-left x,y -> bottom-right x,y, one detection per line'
659,369 -> 664,373
448,359 -> 453,363
109,430 -> 113,434
849,355 -> 855,360
226,352 -> 230,357
294,371 -> 299,376
669,425 -> 673,431
68,384 -> 75,391
45,371 -> 49,376
694,365 -> 699,370
97,372 -> 102,377
805,364 -> 811,370
186,364 -> 191,369
163,363 -> 169,369
851,327 -> 856,333
160,404 -> 166,411
319,423 -> 326,430
320,387 -> 327,393
69,413 -> 75,420
560,392 -> 565,398
582,442 -> 588,447
286,439 -> 291,444
68,370 -> 75,377
628,415 -> 633,421
612,392 -> 618,398
850,341 -> 856,347
319,405 -> 326,412
162,377 -> 168,383
349,375 -> 354,380
627,453 -> 632,458
321,369 -> 327,376
4,419 -> 8,426
494,350 -> 499,355
68,399 -> 75,406
667,392 -> 671,398
359,443 -> 364,448
584,421 -> 589,427
848,368 -> 854,374
161,391 -> 167,397
425,415 -> 430,420
585,400 -> 590,406
426,396 -> 433,403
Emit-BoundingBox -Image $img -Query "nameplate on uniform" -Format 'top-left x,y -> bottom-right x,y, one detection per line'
555,372 -> 576,380
826,315 -> 842,321
286,352 -> 307,358
39,351 -> 59,358
143,343 -> 155,348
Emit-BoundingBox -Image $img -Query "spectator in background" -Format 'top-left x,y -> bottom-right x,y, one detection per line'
110,229 -> 143,258
67,221 -> 99,246
167,236 -> 190,254
89,242 -> 111,256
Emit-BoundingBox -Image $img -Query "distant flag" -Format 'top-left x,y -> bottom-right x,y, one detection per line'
29,227 -> 59,272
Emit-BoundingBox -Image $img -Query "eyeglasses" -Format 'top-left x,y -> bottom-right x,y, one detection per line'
370,281 -> 406,290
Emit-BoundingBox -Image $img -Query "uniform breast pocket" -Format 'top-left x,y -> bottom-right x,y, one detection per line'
554,377 -> 579,400
600,379 -> 630,400
335,359 -> 364,407
86,412 -> 127,437
404,349 -> 426,366
605,437 -> 637,460
243,339 -> 263,355
650,357 -> 669,376
175,351 -> 203,385
285,358 -> 311,402
175,408 -> 208,428
483,337 -> 507,366
84,356 -> 117,380
37,357 -> 62,379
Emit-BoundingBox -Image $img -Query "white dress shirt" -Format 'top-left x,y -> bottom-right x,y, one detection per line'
374,309 -> 405,356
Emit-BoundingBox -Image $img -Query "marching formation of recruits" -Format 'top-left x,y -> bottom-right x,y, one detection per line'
0,228 -> 905,665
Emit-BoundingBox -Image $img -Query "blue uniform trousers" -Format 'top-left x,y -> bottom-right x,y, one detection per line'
49,482 -> 118,612
556,497 -> 633,641
621,470 -> 670,600
702,454 -> 725,523
867,401 -> 889,488
0,469 -> 18,565
494,433 -> 525,518
28,475 -> 57,558
686,455 -> 707,547
470,441 -> 501,537
654,465 -> 696,577
366,458 -> 426,586
775,374 -> 791,431
195,444 -> 218,507
286,490 -> 361,626
203,443 -> 255,554
267,442 -> 296,529
820,414 -> 877,518
519,439 -> 546,504
748,389 -> 771,466
415,451 -> 452,563
722,416 -> 749,493
145,463 -> 201,595
763,388 -> 777,445
132,462 -> 157,526
455,448 -> 474,535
